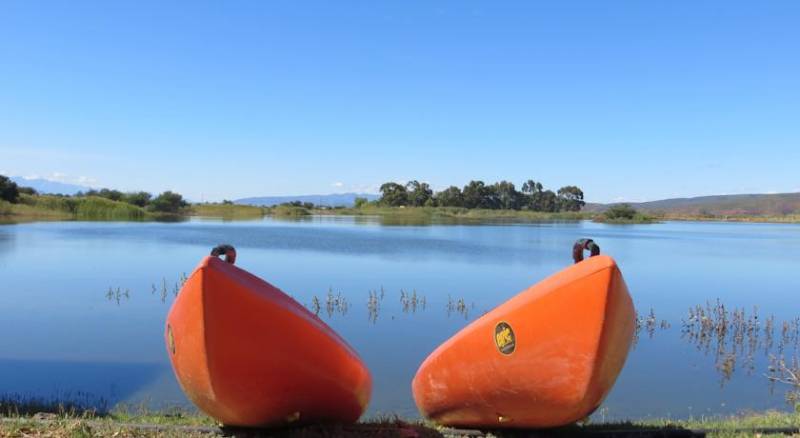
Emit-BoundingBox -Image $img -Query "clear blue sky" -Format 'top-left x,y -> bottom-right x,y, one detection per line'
1,1 -> 798,202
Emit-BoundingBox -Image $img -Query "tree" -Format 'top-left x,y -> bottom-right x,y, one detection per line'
149,191 -> 188,213
557,186 -> 585,212
434,186 -> 464,207
538,190 -> 559,212
406,180 -> 433,207
379,182 -> 408,207
521,179 -> 544,210
97,188 -> 124,201
462,180 -> 490,209
492,181 -> 521,210
521,180 -> 543,195
18,186 -> 37,196
353,197 -> 369,208
0,175 -> 20,203
124,191 -> 152,207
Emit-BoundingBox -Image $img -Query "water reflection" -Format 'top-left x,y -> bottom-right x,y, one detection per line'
681,300 -> 800,397
6,218 -> 800,418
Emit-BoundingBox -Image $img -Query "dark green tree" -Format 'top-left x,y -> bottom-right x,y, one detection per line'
97,188 -> 124,201
521,179 -> 544,210
379,182 -> 408,207
434,186 -> 464,207
149,191 -> 188,213
557,186 -> 585,212
18,186 -> 37,196
493,181 -> 521,210
538,190 -> 559,212
406,180 -> 433,207
124,191 -> 152,207
462,180 -> 490,209
0,175 -> 20,203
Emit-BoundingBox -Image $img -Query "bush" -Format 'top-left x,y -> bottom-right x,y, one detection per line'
272,205 -> 310,217
605,203 -> 637,220
354,197 -> 369,208
149,191 -> 188,214
18,186 -> 38,196
0,175 -> 20,203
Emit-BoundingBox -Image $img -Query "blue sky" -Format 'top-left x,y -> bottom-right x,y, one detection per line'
1,1 -> 798,203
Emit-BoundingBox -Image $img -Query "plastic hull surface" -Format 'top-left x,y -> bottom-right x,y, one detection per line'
166,257 -> 371,427
412,255 -> 634,428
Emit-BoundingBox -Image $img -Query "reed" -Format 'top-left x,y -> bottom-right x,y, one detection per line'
190,203 -> 266,219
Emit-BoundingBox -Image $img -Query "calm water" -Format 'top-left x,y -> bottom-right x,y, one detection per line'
1,217 -> 799,420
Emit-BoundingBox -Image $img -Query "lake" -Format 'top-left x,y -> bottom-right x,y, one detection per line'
0,217 -> 798,420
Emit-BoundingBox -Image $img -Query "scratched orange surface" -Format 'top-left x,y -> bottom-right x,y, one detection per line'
412,255 -> 635,428
166,256 -> 372,427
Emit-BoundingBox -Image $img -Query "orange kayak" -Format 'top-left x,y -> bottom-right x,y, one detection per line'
165,246 -> 372,427
412,251 -> 634,429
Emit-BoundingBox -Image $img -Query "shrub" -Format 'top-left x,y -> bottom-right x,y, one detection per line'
605,203 -> 637,220
149,191 -> 188,214
354,197 -> 369,208
0,175 -> 20,203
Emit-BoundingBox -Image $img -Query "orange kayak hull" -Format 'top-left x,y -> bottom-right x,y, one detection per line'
165,256 -> 371,427
412,255 -> 634,429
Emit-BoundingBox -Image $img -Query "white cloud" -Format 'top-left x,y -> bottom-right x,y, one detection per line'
50,172 -> 68,182
77,176 -> 98,185
332,182 -> 344,188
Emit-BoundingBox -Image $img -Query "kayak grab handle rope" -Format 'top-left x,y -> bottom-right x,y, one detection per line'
211,244 -> 237,264
572,238 -> 600,264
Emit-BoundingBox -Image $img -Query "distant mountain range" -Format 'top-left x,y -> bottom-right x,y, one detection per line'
585,192 -> 800,216
236,193 -> 380,207
11,177 -> 91,195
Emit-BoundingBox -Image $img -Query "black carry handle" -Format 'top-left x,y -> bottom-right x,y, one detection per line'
211,244 -> 237,265
572,239 -> 600,264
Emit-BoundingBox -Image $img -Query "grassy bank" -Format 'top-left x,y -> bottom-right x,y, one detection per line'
313,206 -> 592,223
655,213 -> 800,224
190,203 -> 266,219
1,194 -> 147,222
1,409 -> 798,437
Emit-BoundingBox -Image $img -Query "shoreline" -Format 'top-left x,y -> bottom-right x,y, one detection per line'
4,201 -> 800,225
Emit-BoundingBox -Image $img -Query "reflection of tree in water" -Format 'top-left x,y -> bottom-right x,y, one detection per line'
680,300 -> 800,396
0,229 -> 16,262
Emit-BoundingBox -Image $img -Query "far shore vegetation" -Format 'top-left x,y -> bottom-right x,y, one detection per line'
4,174 -> 800,225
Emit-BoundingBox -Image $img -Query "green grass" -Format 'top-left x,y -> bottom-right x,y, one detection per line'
656,213 -> 800,224
641,410 -> 800,437
593,212 -> 658,224
1,194 -> 147,221
314,206 -> 591,223
190,203 -> 266,219
269,205 -> 312,217
1,409 -> 799,437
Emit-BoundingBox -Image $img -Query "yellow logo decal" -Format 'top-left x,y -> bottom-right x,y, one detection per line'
494,321 -> 516,355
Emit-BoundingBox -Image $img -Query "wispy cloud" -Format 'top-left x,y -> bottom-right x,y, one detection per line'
18,172 -> 100,188
332,181 -> 344,188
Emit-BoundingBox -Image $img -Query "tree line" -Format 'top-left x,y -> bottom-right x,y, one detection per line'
374,180 -> 585,212
0,174 -> 188,214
